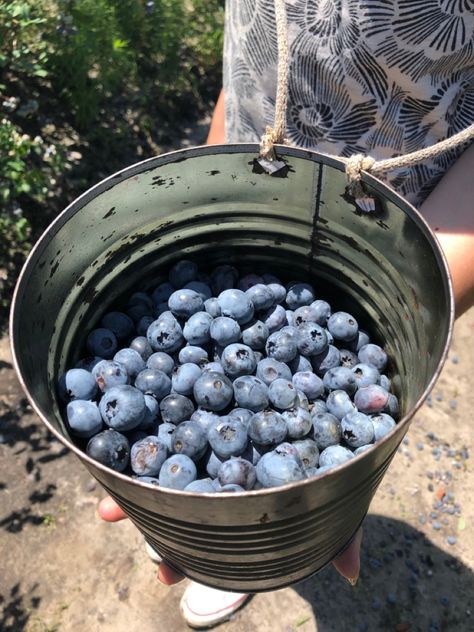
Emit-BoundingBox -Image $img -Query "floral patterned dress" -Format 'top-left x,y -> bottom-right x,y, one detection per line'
223,0 -> 474,206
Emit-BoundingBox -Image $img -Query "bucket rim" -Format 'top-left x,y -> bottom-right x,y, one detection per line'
9,142 -> 455,498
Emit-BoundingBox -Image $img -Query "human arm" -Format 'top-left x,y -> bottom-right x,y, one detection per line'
206,89 -> 225,144
418,141 -> 474,317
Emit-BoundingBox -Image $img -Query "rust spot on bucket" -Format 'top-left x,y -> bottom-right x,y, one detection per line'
102,207 -> 116,219
259,513 -> 270,524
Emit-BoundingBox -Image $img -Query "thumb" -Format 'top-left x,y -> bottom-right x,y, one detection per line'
98,496 -> 128,522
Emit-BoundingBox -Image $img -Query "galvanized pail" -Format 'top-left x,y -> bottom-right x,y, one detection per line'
10,144 -> 454,592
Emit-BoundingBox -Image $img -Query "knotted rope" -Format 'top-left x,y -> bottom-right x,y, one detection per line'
261,0 -> 474,196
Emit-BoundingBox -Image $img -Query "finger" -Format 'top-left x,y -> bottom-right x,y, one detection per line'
157,562 -> 185,585
98,496 -> 128,522
332,527 -> 363,585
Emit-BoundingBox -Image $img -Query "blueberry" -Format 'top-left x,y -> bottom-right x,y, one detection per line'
384,393 -> 400,418
379,374 -> 391,391
311,400 -> 327,415
311,345 -> 341,376
140,393 -> 161,429
178,345 -> 209,365
204,297 -> 221,318
210,265 -> 239,295
221,343 -> 257,378
113,348 -> 146,379
75,356 -> 103,372
282,405 -> 313,439
210,316 -> 241,346
256,358 -> 292,385
171,363 -> 202,396
193,371 -> 234,411
126,292 -> 153,322
246,284 -> 275,311
266,282 -> 287,304
59,368 -> 98,402
319,444 -> 354,468
190,407 -> 220,433
371,413 -> 396,440
233,375 -> 269,412
268,378 -> 297,409
182,311 -> 213,345
354,444 -> 373,455
227,407 -> 255,430
184,281 -> 212,301
286,310 -> 295,326
352,363 -> 380,388
101,311 -> 135,341
265,329 -> 298,363
159,393 -> 195,425
325,389 -> 357,420
137,315 -> 155,337
93,359 -> 129,392
172,421 -> 208,461
99,385 -> 147,431
136,475 -> 160,485
341,411 -> 375,447
208,418 -> 248,458
204,449 -> 225,478
323,366 -> 357,394
338,349 -> 358,368
237,273 -> 264,291
241,319 -> 270,350
217,289 -> 254,324
184,478 -> 216,493
312,412 -> 342,450
147,311 -> 184,353
288,354 -> 312,374
86,429 -> 130,471
168,289 -> 204,318
168,259 -> 198,288
135,368 -> 171,400
218,457 -> 256,490
218,484 -> 246,493
260,304 -> 287,333
151,281 -> 174,306
292,438 -> 320,468
256,450 -> 307,487
248,409 -> 287,447
309,300 -> 332,326
354,384 -> 389,414
286,283 -> 315,309
131,436 -> 168,476
86,328 -> 118,359
159,454 -> 197,489
347,329 -> 371,352
358,343 -> 388,371
293,305 -> 319,326
146,351 -> 175,376
201,361 -> 225,374
292,371 -> 324,400
327,311 -> 358,342
129,336 -> 153,361
157,422 -> 176,451
66,400 -> 102,437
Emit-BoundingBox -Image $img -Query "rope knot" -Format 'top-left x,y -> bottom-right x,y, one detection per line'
345,154 -> 376,184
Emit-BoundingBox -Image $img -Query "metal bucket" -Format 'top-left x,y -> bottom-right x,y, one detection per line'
10,144 -> 454,592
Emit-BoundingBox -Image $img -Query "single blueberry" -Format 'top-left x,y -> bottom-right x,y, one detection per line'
178,345 -> 209,365
341,411 -> 375,448
137,315 -> 155,337
268,378 -> 298,410
172,421 -> 208,461
233,375 -> 269,412
323,366 -> 357,394
338,349 -> 358,368
218,457 -> 257,490
309,300 -> 332,326
282,405 -> 313,439
168,259 -> 198,288
113,348 -> 146,380
210,316 -> 241,346
256,358 -> 292,385
312,412 -> 342,450
354,384 -> 389,414
159,393 -> 195,425
352,363 -> 380,388
311,345 -> 341,376
159,454 -> 197,489
139,393 -> 161,429
358,343 -> 388,371
325,389 -> 357,420
292,438 -> 320,468
101,311 -> 135,341
210,265 -> 239,295
184,281 -> 212,301
319,444 -> 354,468
248,409 -> 287,447
241,319 -> 270,350
129,336 -> 153,361
184,478 -> 216,493
227,407 -> 255,430
86,429 -> 130,471
292,371 -> 324,400
171,363 -> 202,396
135,368 -> 171,400
190,407 -> 220,433
217,288 -> 254,324
208,417 -> 248,458
204,297 -> 221,318
157,422 -> 176,451
59,368 -> 98,402
183,311 -> 213,345
237,273 -> 264,291
66,400 -> 102,438
99,385 -> 147,431
193,371 -> 234,411
146,351 -> 175,376
221,343 -> 257,378
151,281 -> 174,307
311,399 -> 328,414
371,413 -> 396,441
168,289 -> 204,319
259,304 -> 287,333
246,284 -> 275,311
286,283 -> 315,309
86,328 -> 118,359
327,311 -> 358,342
93,359 -> 129,392
256,450 -> 307,488
131,436 -> 168,476
265,330 -> 298,363
147,311 -> 184,353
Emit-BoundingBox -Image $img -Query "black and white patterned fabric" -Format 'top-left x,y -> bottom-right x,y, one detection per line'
223,0 -> 474,206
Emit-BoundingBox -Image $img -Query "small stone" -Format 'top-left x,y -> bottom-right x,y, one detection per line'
432,522 -> 441,530
386,591 -> 397,604
449,399 -> 457,410
416,442 -> 424,451
86,479 -> 97,492
451,355 -> 459,364
447,536 -> 457,545
371,597 -> 381,611
419,515 -> 427,525
440,596 -> 450,607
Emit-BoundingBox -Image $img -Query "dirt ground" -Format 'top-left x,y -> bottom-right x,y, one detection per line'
1,308 -> 473,632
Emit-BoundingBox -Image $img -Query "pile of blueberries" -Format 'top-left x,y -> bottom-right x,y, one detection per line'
59,260 -> 399,493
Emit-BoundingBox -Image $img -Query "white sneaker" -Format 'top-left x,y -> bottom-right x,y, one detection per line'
179,581 -> 250,629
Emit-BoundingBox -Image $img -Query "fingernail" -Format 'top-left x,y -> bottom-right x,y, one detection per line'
347,575 -> 359,586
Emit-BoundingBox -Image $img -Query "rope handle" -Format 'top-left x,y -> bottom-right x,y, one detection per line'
260,0 -> 474,194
